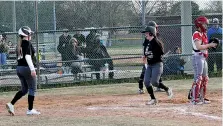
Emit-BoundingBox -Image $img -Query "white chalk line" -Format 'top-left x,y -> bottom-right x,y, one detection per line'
87,105 -> 222,121
174,107 -> 222,121
157,106 -> 222,121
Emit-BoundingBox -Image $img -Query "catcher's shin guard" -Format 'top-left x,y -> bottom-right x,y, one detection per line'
201,76 -> 209,100
192,76 -> 202,102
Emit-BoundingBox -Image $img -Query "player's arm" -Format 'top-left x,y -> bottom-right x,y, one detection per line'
24,43 -> 36,77
142,55 -> 147,64
194,39 -> 216,50
142,41 -> 147,64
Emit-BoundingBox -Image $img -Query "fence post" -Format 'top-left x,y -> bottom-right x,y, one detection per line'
35,1 -> 41,89
53,1 -> 57,58
181,1 -> 193,72
12,1 -> 17,45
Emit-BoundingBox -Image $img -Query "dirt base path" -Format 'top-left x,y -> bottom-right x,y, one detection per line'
0,77 -> 222,126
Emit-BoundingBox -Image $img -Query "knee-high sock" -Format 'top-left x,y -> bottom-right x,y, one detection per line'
28,95 -> 35,110
158,82 -> 168,91
138,79 -> 144,90
11,91 -> 24,105
146,86 -> 156,99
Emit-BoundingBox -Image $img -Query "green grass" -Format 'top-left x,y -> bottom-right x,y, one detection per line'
0,71 -> 221,92
108,45 -> 142,49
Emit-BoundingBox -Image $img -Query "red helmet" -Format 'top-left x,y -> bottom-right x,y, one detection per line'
194,16 -> 209,32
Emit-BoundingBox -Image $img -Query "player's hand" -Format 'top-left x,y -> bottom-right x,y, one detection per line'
209,42 -> 217,48
31,70 -> 36,77
142,56 -> 147,64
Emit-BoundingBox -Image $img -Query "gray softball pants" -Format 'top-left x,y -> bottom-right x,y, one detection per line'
144,62 -> 163,88
192,54 -> 208,82
16,66 -> 37,96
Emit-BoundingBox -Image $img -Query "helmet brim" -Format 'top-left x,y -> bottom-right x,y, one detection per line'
141,31 -> 147,33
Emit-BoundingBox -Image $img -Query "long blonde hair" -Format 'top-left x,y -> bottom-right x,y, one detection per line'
17,36 -> 23,59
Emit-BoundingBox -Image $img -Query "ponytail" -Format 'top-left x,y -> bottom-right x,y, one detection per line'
156,38 -> 164,53
17,36 -> 23,59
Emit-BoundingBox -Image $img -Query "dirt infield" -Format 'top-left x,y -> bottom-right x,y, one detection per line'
0,77 -> 222,126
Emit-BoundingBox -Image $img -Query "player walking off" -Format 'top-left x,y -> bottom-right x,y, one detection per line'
138,21 -> 164,94
141,26 -> 173,105
6,26 -> 40,115
189,16 -> 217,105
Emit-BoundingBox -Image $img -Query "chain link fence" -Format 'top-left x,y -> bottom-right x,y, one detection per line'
0,1 -> 222,87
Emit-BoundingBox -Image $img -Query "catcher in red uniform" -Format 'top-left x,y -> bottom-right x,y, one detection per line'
188,16 -> 218,105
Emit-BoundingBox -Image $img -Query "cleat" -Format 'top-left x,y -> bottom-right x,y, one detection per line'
26,109 -> 41,115
191,100 -> 203,105
146,99 -> 158,105
138,89 -> 145,94
166,88 -> 173,99
203,98 -> 211,104
6,103 -> 15,116
155,87 -> 162,92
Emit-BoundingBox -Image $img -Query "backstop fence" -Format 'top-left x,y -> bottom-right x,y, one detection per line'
0,1 -> 222,88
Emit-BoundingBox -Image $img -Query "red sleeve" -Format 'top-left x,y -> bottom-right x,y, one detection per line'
193,32 -> 201,42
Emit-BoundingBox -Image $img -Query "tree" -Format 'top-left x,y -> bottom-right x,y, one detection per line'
0,1 -> 13,32
204,1 -> 222,13
152,1 -> 178,16
169,1 -> 204,16
38,1 -> 54,30
131,1 -> 159,15
131,1 -> 160,25
55,1 -> 136,29
15,1 -> 35,30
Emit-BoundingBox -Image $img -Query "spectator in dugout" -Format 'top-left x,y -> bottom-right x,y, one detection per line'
57,28 -> 72,67
207,18 -> 222,73
87,34 -> 114,80
0,33 -> 9,67
7,41 -> 16,59
73,28 -> 86,47
67,37 -> 84,74
163,46 -> 186,75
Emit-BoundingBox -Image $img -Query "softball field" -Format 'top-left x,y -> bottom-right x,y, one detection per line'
0,77 -> 222,126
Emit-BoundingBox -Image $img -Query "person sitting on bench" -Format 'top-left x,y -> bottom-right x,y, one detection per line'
67,37 -> 84,74
87,34 -> 114,79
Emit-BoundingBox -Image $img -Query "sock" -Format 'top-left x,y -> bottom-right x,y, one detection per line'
138,79 -> 144,90
146,86 -> 156,99
28,95 -> 35,110
11,91 -> 24,105
159,77 -> 163,83
158,82 -> 169,92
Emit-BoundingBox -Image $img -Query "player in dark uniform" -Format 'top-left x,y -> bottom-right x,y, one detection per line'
141,26 -> 173,105
138,21 -> 164,94
6,26 -> 40,115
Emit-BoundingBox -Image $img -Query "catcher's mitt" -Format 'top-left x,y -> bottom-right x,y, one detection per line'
209,37 -> 220,49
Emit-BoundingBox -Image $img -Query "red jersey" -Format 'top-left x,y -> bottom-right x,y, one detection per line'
192,31 -> 208,58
